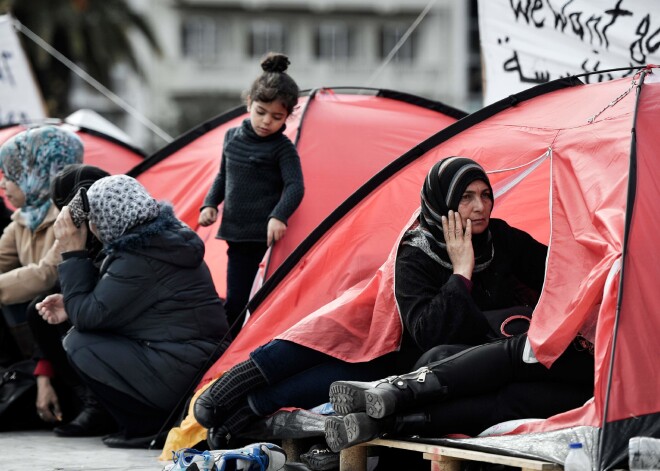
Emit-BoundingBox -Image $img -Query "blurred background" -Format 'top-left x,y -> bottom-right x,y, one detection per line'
0,0 -> 482,153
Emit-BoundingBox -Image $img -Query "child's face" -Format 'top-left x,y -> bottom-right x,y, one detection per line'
247,98 -> 289,137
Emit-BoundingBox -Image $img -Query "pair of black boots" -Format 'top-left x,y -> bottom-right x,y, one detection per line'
324,366 -> 445,452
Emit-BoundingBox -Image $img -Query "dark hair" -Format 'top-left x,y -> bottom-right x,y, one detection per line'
246,52 -> 299,114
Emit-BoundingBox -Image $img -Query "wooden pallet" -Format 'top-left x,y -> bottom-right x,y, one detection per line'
339,438 -> 562,471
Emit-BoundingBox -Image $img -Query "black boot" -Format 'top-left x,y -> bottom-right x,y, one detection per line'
324,415 -> 349,453
194,359 -> 266,429
53,387 -> 118,437
325,411 -> 430,452
205,400 -> 259,449
330,366 -> 446,419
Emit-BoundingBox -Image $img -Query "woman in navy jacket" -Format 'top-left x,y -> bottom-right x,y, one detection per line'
38,175 -> 230,447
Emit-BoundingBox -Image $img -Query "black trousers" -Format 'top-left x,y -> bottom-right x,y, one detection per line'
225,241 -> 268,337
406,334 -> 594,437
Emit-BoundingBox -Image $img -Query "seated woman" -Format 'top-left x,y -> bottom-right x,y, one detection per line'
192,157 -> 548,447
27,163 -> 115,435
324,332 -> 594,451
37,175 -> 231,447
0,126 -> 83,366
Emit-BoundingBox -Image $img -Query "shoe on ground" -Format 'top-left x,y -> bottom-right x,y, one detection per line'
102,430 -> 166,449
53,404 -> 118,437
299,443 -> 339,471
164,448 -> 217,471
209,442 -> 286,471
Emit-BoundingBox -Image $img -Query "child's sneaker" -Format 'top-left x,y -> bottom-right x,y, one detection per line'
210,442 -> 286,471
164,448 -> 217,471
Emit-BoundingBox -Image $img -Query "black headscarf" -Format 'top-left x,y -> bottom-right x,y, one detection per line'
416,156 -> 494,272
50,164 -> 110,257
50,164 -> 110,210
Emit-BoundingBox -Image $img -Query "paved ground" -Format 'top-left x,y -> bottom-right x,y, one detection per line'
0,430 -> 165,471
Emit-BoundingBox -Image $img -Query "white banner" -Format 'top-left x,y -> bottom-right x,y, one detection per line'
479,0 -> 660,104
0,14 -> 45,124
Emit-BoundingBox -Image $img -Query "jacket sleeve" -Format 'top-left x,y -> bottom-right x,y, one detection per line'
202,131 -> 235,210
58,253 -> 159,332
268,141 -> 304,224
0,221 -> 20,274
395,246 -> 492,352
0,225 -> 60,305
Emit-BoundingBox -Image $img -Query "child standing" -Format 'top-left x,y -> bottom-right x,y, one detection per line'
199,52 -> 304,337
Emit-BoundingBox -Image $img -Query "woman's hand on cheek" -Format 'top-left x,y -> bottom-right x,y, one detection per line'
442,210 -> 475,279
54,206 -> 87,253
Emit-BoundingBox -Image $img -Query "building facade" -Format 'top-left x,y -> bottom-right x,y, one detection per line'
72,0 -> 480,151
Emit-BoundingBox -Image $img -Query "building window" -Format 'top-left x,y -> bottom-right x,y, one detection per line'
181,16 -> 221,63
380,23 -> 415,63
249,21 -> 286,57
315,22 -> 352,60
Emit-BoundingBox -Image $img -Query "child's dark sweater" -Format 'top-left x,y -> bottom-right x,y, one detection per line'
202,119 -> 304,242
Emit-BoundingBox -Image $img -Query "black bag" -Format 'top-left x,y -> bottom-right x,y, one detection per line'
0,358 -> 43,431
484,306 -> 534,340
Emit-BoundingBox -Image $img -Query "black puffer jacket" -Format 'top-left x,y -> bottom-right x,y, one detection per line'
59,205 -> 229,410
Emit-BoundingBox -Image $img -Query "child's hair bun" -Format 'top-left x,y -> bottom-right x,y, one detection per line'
261,52 -> 290,73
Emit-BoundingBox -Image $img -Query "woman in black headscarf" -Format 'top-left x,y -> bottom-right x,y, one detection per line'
324,157 -> 593,451
394,156 -> 548,364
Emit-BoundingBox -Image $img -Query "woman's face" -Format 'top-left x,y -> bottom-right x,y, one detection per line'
88,220 -> 100,241
0,176 -> 25,208
457,180 -> 493,235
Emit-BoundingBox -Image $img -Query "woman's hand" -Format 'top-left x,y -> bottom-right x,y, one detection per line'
267,218 -> 287,246
442,210 -> 474,279
36,376 -> 62,423
199,207 -> 218,227
36,294 -> 69,325
54,206 -> 87,253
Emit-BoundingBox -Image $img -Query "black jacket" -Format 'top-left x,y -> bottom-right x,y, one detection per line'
59,204 -> 229,410
395,218 -> 547,354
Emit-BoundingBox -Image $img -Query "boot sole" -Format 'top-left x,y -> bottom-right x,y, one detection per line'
329,382 -> 367,415
343,413 -> 381,446
324,416 -> 349,453
365,388 -> 397,419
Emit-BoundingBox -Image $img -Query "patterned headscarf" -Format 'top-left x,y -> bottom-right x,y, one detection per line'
407,157 -> 495,272
84,175 -> 160,244
0,126 -> 84,230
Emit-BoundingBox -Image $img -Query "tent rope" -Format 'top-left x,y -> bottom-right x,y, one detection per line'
586,77 -> 638,124
12,18 -> 174,143
366,0 -> 438,88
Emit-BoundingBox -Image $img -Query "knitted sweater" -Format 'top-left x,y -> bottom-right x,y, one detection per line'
202,119 -> 304,242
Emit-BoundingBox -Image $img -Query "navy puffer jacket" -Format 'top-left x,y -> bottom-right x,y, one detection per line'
60,204 -> 229,410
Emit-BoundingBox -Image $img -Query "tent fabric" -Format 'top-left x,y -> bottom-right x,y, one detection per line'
128,89 -> 465,298
0,123 -> 144,176
162,68 -> 660,470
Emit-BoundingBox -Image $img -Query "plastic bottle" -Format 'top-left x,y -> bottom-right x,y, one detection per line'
629,436 -> 660,471
564,442 -> 591,471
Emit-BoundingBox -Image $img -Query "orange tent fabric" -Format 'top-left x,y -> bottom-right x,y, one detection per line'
165,68 -> 660,470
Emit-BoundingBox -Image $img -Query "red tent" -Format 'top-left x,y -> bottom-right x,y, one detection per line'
165,67 -> 660,470
128,88 -> 465,298
0,124 -> 144,175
